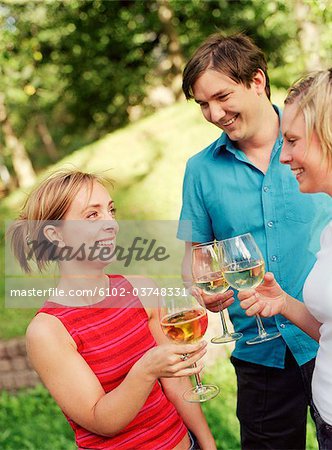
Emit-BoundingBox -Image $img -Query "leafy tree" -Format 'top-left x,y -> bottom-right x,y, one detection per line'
0,0 -> 330,189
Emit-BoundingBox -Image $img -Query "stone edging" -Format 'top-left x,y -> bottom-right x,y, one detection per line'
0,337 -> 40,391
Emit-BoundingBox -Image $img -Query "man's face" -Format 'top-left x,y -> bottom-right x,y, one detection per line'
192,69 -> 265,145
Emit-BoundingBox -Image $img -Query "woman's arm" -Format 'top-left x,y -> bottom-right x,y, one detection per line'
161,377 -> 216,450
147,301 -> 217,450
238,272 -> 321,342
282,293 -> 321,342
26,313 -> 207,437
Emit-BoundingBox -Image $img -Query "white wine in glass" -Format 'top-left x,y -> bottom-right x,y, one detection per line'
159,289 -> 220,402
220,233 -> 281,345
223,261 -> 265,290
192,241 -> 243,344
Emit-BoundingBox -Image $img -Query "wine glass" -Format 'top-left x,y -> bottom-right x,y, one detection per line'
219,233 -> 281,345
192,241 -> 243,344
159,289 -> 220,402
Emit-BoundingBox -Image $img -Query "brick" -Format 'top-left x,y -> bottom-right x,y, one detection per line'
1,372 -> 14,390
26,357 -> 33,369
5,340 -> 20,358
0,359 -> 11,372
17,338 -> 27,357
0,342 -> 6,359
11,357 -> 28,371
14,371 -> 31,389
0,338 -> 41,391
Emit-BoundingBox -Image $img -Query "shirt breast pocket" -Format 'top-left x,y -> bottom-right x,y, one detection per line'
281,174 -> 316,223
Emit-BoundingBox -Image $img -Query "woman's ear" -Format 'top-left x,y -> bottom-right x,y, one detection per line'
252,69 -> 266,96
43,225 -> 66,248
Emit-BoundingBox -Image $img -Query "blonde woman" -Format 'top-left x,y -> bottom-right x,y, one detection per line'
238,69 -> 332,450
8,170 -> 216,450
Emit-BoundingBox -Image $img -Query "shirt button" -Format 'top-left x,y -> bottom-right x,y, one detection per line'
271,255 -> 278,262
267,221 -> 274,228
280,323 -> 286,329
263,186 -> 269,192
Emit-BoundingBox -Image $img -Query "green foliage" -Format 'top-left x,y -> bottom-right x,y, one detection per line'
1,0 -> 330,183
0,0 -> 162,171
0,384 -> 75,450
172,0 -> 296,66
202,355 -> 240,450
0,233 -> 36,339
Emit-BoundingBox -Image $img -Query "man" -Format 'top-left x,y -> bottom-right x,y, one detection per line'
177,33 -> 331,450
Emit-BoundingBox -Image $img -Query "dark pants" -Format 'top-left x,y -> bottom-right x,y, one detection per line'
311,402 -> 332,450
231,347 -> 316,450
188,431 -> 201,449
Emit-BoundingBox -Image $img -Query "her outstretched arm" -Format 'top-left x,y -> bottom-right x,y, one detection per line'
238,272 -> 321,342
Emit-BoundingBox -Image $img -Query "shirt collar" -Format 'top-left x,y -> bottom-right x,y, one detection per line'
212,104 -> 283,158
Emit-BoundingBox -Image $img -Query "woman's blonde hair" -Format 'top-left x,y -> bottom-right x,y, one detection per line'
284,68 -> 332,165
7,170 -> 107,273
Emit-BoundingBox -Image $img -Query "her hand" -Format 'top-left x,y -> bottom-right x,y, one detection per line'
135,341 -> 207,381
238,272 -> 287,317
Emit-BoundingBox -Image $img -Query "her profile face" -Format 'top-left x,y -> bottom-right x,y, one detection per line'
57,180 -> 119,265
280,101 -> 331,195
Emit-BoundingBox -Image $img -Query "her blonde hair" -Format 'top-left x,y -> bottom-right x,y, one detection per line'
285,68 -> 332,165
7,170 -> 107,273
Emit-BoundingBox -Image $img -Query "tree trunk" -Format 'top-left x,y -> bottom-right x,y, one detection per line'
156,0 -> 184,99
36,114 -> 58,161
294,0 -> 322,71
0,152 -> 15,196
0,94 -> 36,189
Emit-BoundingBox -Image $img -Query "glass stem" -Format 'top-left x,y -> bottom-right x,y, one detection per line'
219,306 -> 230,336
255,314 -> 268,337
192,362 -> 204,392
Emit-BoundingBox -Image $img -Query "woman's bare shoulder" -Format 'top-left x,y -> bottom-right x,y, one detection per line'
26,313 -> 74,349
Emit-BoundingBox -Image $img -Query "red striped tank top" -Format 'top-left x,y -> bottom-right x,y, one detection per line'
38,275 -> 187,449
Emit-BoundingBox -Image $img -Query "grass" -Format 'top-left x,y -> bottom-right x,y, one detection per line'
0,356 -> 318,450
0,384 -> 75,450
202,356 -> 240,450
0,100 -> 220,220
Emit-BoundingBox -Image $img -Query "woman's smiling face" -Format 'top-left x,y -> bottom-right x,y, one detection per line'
280,101 -> 331,195
58,180 -> 119,265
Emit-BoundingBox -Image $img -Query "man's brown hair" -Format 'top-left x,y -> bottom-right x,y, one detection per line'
182,33 -> 271,100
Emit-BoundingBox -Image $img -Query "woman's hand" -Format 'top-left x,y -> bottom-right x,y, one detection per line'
134,340 -> 207,382
238,272 -> 287,317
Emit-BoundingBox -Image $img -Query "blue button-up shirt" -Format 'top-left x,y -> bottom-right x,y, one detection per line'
177,107 -> 332,368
